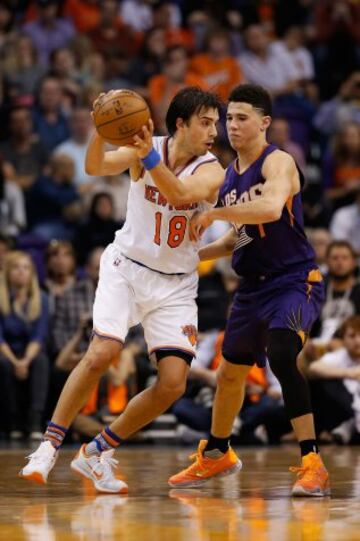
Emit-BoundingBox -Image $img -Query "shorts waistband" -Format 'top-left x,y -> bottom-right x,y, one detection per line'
122,254 -> 186,276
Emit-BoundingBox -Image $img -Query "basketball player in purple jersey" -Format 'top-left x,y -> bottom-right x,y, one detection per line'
169,84 -> 330,497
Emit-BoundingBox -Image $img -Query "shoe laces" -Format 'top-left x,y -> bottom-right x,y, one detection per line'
184,449 -> 208,475
92,450 -> 119,480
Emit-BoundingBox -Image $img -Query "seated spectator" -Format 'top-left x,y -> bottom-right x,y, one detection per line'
26,153 -> 81,241
3,34 -> 46,97
119,0 -> 154,32
64,0 -> 100,33
148,45 -> 208,132
0,156 -> 26,237
306,240 -> 360,354
85,173 -> 130,223
48,47 -> 83,103
189,29 -> 244,101
330,189 -> 360,256
0,106 -> 49,190
54,106 -> 100,191
306,228 -> 332,275
32,76 -> 70,153
22,0 -> 75,67
314,71 -> 360,138
268,117 -> 306,172
322,122 -> 360,210
0,1 -> 15,52
310,316 -> 360,444
44,240 -> 77,310
75,193 -> 122,265
273,26 -> 315,84
0,251 -> 49,439
50,246 -> 102,357
238,24 -> 299,97
127,27 -> 166,91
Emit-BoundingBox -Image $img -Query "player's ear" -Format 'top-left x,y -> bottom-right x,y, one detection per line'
175,117 -> 184,131
261,116 -> 271,132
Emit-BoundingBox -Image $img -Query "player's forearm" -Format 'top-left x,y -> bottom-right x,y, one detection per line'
309,364 -> 351,380
199,229 -> 236,261
149,162 -> 189,205
208,198 -> 281,225
85,132 -> 135,176
85,131 -> 107,175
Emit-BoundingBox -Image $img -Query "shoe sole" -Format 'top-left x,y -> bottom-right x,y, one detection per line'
292,485 -> 331,497
168,459 -> 242,488
18,471 -> 46,485
71,460 -> 128,494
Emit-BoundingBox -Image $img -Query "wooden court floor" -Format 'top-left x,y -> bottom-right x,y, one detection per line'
1,445 -> 360,541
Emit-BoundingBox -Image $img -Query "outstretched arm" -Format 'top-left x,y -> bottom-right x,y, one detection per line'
198,227 -> 237,261
85,130 -> 139,176
191,150 -> 299,238
133,121 -> 224,205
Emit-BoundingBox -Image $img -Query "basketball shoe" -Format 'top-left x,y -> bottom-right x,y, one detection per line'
168,440 -> 242,488
70,444 -> 128,494
290,453 -> 330,497
19,441 -> 58,484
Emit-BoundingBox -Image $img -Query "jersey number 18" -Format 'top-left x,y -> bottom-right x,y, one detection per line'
154,212 -> 187,248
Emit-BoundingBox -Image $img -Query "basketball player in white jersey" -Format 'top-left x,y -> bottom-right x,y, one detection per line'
19,87 -> 224,493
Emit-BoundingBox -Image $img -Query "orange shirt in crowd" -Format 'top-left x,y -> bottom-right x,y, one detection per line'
334,165 -> 360,187
148,72 -> 208,107
189,54 -> 243,101
64,0 -> 101,33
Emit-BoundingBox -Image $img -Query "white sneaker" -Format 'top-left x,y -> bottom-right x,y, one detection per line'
19,441 -> 58,484
70,444 -> 128,494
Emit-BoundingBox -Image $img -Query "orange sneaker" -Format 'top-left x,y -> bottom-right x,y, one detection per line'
168,440 -> 242,488
290,453 -> 330,497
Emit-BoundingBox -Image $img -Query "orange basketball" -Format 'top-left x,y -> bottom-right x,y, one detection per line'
93,89 -> 151,146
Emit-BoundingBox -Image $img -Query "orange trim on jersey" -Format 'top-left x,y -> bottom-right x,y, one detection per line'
93,328 -> 124,345
233,144 -> 269,175
258,224 -> 266,238
297,330 -> 306,345
307,269 -> 323,283
163,136 -> 171,167
286,197 -> 295,227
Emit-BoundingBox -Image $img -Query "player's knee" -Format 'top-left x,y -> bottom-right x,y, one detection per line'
156,378 -> 186,403
267,329 -> 302,381
216,364 -> 249,392
82,340 -> 122,374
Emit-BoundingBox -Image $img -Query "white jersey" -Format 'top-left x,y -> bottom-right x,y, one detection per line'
115,136 -> 218,274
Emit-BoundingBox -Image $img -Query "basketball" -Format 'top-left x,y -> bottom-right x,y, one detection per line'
93,89 -> 151,146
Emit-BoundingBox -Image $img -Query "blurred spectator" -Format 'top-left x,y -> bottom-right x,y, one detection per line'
44,240 -> 77,307
239,24 -> 299,97
3,34 -> 46,97
32,76 -> 70,153
54,106 -> 99,191
127,27 -> 166,90
330,190 -> 360,255
75,192 -> 122,265
119,0 -> 154,32
0,156 -> 26,237
23,0 -> 75,67
87,0 -> 139,59
0,251 -> 49,439
189,29 -> 243,101
306,228 -> 332,275
64,0 -> 100,33
0,106 -> 49,190
314,71 -> 360,138
152,1 -> 191,50
310,315 -> 360,444
148,45 -> 208,132
26,154 -> 81,241
322,122 -> 360,210
311,240 -> 360,344
0,1 -> 15,52
50,246 -> 102,357
273,26 -> 315,83
49,47 -> 83,100
0,234 -> 13,271
268,117 -> 306,171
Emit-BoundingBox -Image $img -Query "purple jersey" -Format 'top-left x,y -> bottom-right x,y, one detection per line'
219,144 -> 316,278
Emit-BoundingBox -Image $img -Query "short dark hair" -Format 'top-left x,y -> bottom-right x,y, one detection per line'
326,240 -> 357,259
339,315 -> 360,337
228,84 -> 272,116
166,87 -> 222,136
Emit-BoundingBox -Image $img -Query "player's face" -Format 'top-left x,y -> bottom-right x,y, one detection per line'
226,102 -> 270,151
184,107 -> 219,155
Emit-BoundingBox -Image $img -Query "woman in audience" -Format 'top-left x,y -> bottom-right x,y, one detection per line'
0,251 -> 49,440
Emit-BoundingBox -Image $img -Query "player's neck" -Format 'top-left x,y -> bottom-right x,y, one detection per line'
167,137 -> 196,172
236,137 -> 268,173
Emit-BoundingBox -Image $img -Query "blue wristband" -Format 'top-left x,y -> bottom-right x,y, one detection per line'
141,148 -> 161,170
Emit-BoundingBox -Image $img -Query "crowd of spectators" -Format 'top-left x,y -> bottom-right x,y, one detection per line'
0,0 -> 359,447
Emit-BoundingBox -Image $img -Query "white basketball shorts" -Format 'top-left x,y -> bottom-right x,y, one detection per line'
93,243 -> 199,357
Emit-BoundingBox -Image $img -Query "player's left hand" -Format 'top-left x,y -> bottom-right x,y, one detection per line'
190,211 -> 214,241
132,119 -> 154,159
